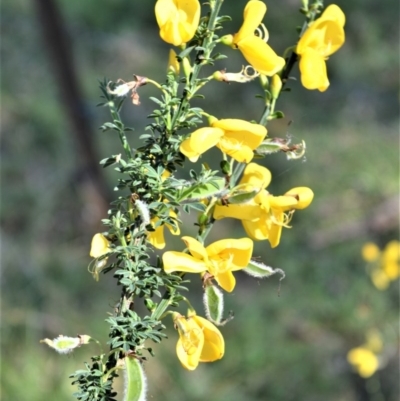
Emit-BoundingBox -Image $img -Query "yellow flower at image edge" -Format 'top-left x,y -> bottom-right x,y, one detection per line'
174,312 -> 224,370
347,347 -> 379,378
163,236 -> 253,292
180,119 -> 267,163
90,233 -> 111,258
296,4 -> 345,91
230,0 -> 285,76
155,0 -> 200,46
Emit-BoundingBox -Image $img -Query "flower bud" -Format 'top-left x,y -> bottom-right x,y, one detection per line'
220,160 -> 231,175
220,34 -> 234,46
270,74 -> 282,99
182,57 -> 192,80
168,49 -> 180,76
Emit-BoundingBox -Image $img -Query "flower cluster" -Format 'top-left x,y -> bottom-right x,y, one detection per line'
362,240 -> 400,290
347,330 -> 383,378
52,1 -> 346,400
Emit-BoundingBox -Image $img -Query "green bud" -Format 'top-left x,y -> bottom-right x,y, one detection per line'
182,57 -> 192,79
144,298 -> 156,312
259,74 -> 269,89
220,34 -> 234,46
220,160 -> 231,175
270,75 -> 282,99
197,212 -> 209,226
203,284 -> 224,325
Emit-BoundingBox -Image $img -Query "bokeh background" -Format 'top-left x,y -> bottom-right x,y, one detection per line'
1,0 -> 399,400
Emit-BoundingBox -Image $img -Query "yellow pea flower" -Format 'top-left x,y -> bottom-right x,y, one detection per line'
214,163 -> 313,248
163,236 -> 253,292
155,0 -> 200,46
173,312 -> 225,370
382,240 -> 400,280
229,1 -> 285,76
180,119 -> 267,163
296,4 -> 346,91
89,233 -> 111,258
347,347 -> 379,378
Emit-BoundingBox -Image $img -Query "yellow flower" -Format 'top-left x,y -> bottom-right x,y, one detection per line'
214,163 -> 313,247
370,268 -> 390,290
347,347 -> 379,378
180,119 -> 267,163
174,312 -> 225,370
89,233 -> 111,258
155,0 -> 200,46
163,236 -> 253,292
147,210 -> 180,249
361,242 -> 380,262
231,1 -> 285,76
296,4 -> 345,91
382,240 -> 400,280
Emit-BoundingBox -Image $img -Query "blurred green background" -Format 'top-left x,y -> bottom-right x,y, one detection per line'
1,0 -> 399,400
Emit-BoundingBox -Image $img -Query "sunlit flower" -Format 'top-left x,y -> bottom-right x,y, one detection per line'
213,163 -> 313,248
173,312 -> 225,370
90,233 -> 111,258
347,347 -> 379,378
229,0 -> 285,76
155,0 -> 200,46
296,4 -> 346,91
180,119 -> 267,163
163,236 -> 253,292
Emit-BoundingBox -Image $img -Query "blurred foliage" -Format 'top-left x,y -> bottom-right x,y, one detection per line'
1,0 -> 398,400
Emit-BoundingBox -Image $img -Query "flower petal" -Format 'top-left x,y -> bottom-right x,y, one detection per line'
217,138 -> 254,163
241,163 -> 272,189
234,0 -> 267,43
147,224 -> 166,249
191,315 -> 225,361
182,236 -> 208,260
206,237 -> 253,270
213,202 -> 261,221
215,270 -> 236,292
284,187 -> 314,210
90,234 -> 110,258
322,4 -> 346,27
176,316 -> 204,370
213,119 -> 267,150
236,36 -> 285,76
162,251 -> 207,273
180,127 -> 224,162
299,48 -> 329,92
242,218 -> 270,240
